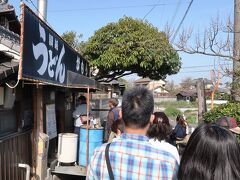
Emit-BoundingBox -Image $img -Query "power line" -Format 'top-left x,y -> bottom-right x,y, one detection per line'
171,0 -> 194,43
143,0 -> 161,20
26,0 -> 54,29
178,69 -> 230,74
179,70 -> 213,73
26,0 -> 38,13
182,65 -> 213,69
169,0 -> 181,27
181,64 -> 232,69
47,3 -> 189,13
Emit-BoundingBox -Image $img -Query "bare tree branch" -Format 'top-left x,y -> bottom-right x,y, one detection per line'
97,71 -> 133,82
167,16 -> 235,61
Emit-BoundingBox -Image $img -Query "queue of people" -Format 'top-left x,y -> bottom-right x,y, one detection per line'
88,86 -> 178,179
85,86 -> 240,180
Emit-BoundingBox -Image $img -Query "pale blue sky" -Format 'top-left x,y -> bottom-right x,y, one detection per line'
10,0 -> 233,84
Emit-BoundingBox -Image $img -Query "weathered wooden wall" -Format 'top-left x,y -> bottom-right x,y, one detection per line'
0,130 -> 32,180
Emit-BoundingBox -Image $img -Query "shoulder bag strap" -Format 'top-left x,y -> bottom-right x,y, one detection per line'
105,143 -> 114,180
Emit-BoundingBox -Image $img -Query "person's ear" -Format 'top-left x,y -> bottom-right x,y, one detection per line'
150,114 -> 155,124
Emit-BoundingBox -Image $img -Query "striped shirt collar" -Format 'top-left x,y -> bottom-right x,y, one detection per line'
121,133 -> 149,141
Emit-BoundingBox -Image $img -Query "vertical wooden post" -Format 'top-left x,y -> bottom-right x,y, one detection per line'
32,86 -> 37,174
86,87 -> 90,170
197,79 -> 207,125
33,85 -> 44,177
32,85 -> 44,177
37,86 -> 44,133
232,0 -> 240,101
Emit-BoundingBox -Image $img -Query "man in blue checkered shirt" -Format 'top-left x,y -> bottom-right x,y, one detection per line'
87,86 -> 179,179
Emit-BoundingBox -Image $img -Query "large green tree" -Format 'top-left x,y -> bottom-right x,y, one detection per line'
84,17 -> 181,82
62,31 -> 84,54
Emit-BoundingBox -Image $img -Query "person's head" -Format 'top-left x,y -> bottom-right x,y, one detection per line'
122,86 -> 154,129
111,119 -> 125,137
176,114 -> 186,127
108,98 -> 119,108
154,112 -> 170,126
147,112 -> 171,141
215,116 -> 240,135
178,123 -> 240,180
78,95 -> 86,104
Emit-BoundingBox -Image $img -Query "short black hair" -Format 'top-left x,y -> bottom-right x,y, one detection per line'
78,95 -> 86,102
122,86 -> 154,129
178,123 -> 240,180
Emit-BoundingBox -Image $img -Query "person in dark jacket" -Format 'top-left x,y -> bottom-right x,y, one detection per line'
170,115 -> 187,146
105,98 -> 120,141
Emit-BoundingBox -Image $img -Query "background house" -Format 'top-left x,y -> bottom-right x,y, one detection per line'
99,79 -> 125,98
192,78 -> 213,90
134,77 -> 150,88
134,78 -> 169,95
0,0 -> 21,140
176,90 -> 197,102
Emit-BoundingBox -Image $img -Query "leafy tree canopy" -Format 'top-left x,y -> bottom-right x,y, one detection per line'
62,31 -> 84,53
84,17 -> 181,82
204,103 -> 240,124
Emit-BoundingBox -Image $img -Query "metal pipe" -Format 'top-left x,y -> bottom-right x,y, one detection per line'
18,163 -> 31,180
37,0 -> 48,21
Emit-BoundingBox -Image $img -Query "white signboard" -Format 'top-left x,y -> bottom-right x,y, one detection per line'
46,104 -> 57,139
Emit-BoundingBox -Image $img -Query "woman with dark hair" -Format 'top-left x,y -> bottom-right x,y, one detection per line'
178,123 -> 240,180
174,115 -> 187,138
169,115 -> 187,146
147,112 -> 180,164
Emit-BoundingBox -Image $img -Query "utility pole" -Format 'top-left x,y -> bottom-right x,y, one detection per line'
232,0 -> 240,102
35,0 -> 47,134
35,1 -> 48,179
197,79 -> 207,125
37,0 -> 48,20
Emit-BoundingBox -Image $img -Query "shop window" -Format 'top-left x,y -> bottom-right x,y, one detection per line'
0,86 -> 17,137
0,109 -> 17,137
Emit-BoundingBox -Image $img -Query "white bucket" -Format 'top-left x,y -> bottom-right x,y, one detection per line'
57,133 -> 78,163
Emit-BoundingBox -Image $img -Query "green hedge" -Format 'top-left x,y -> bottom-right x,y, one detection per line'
186,115 -> 197,124
203,103 -> 240,143
155,101 -> 197,108
203,103 -> 240,123
164,107 -> 182,118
